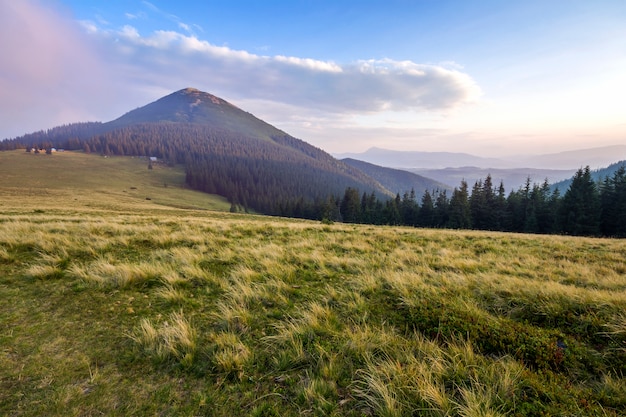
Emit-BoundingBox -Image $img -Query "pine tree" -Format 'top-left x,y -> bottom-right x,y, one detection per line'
600,165 -> 626,236
400,188 -> 419,226
448,180 -> 471,229
434,189 -> 449,227
340,187 -> 362,223
559,167 -> 601,236
419,190 -> 435,227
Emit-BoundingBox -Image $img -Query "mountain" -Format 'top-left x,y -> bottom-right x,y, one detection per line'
334,147 -> 510,169
0,88 -> 390,214
551,160 -> 626,193
335,145 -> 626,171
509,145 -> 626,170
341,158 -> 452,196
334,145 -> 626,190
411,167 -> 575,192
107,88 -> 285,142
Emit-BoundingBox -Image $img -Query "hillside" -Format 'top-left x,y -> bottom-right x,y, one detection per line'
335,145 -> 626,171
412,166 -> 575,192
1,190 -> 625,416
0,88 -> 389,214
335,147 -> 509,169
552,160 -> 626,192
341,158 -> 452,195
0,150 -> 230,212
107,88 -> 284,142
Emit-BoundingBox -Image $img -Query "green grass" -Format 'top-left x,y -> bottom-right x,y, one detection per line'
0,149 -> 230,212
1,150 -> 625,416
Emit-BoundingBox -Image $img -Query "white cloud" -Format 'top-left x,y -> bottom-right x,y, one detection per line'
86,24 -> 481,115
125,12 -> 147,20
274,56 -> 343,73
0,1 -> 480,148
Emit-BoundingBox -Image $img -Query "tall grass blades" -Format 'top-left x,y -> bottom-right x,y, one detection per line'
130,311 -> 197,367
1,197 -> 625,416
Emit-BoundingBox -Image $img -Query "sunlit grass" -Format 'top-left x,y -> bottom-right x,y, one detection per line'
1,189 -> 625,416
130,310 -> 197,366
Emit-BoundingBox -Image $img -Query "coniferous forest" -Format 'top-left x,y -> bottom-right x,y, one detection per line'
238,163 -> 626,239
3,118 -> 626,238
323,165 -> 626,238
260,163 -> 623,238
302,158 -> 626,239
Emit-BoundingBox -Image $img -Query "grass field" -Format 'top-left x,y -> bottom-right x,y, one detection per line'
0,150 -> 230,213
1,150 -> 625,416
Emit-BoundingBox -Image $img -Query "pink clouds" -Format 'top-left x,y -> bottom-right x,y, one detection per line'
0,1 -> 116,138
0,1 -> 480,147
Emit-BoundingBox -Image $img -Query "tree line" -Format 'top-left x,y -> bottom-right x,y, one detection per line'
282,165 -> 626,238
3,122 -> 625,237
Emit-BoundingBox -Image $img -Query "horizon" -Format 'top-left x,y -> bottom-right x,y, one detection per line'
1,1 -> 625,158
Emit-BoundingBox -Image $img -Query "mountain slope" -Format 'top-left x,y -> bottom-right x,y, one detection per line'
341,158 -> 452,196
335,145 -> 626,171
0,88 -> 390,214
551,160 -> 626,192
334,147 -> 510,169
412,167 -> 576,192
107,88 -> 284,142
511,145 -> 626,170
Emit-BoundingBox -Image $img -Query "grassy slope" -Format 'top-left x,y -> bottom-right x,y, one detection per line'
1,151 -> 625,416
0,150 -> 230,213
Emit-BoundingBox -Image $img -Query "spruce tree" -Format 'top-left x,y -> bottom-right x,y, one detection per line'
559,167 -> 601,236
448,180 -> 471,229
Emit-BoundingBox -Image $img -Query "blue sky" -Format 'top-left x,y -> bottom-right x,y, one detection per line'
1,0 -> 625,156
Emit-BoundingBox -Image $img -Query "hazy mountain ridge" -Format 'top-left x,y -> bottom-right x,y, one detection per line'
412,167 -> 575,192
334,147 -> 509,169
335,145 -> 626,191
509,145 -> 626,170
551,160 -> 626,192
335,145 -> 626,171
341,158 -> 453,195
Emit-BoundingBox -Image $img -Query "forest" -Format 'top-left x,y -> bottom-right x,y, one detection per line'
2,122 -> 625,237
275,165 -> 626,238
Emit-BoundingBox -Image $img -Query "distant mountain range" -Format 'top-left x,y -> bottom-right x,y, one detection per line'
410,167 -> 575,192
551,160 -> 626,193
341,158 -> 453,195
335,147 -> 508,170
334,145 -> 626,171
511,146 -> 626,170
335,145 -> 626,190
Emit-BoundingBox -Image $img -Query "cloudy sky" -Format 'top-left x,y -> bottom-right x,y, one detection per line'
1,0 -> 625,156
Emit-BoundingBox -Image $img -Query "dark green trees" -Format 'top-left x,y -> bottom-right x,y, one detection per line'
559,167 -> 601,236
340,188 -> 362,223
506,178 -> 559,234
600,165 -> 626,237
448,180 -> 471,229
469,175 -> 499,230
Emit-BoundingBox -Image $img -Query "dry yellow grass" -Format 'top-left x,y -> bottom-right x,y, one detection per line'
1,158 -> 625,415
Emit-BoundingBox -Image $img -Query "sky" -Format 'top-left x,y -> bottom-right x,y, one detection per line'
1,0 -> 625,157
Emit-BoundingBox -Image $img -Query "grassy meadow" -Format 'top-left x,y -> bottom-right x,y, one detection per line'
1,150 -> 625,416
0,150 -> 230,213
